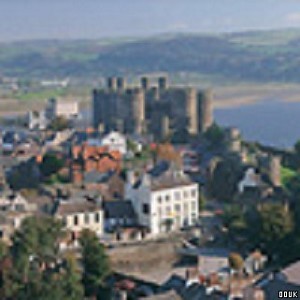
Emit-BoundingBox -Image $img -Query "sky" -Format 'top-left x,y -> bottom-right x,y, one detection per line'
1,0 -> 300,41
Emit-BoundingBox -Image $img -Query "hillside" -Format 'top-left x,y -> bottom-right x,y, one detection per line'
1,29 -> 300,83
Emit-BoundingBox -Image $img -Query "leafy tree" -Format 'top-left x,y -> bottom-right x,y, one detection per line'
211,158 -> 242,201
0,241 -> 7,260
228,252 -> 244,271
79,229 -> 110,298
198,192 -> 206,211
3,216 -> 85,300
252,204 -> 294,256
48,116 -> 70,131
204,123 -> 225,148
61,254 -> 84,300
222,205 -> 248,242
294,140 -> 300,156
40,153 -> 64,178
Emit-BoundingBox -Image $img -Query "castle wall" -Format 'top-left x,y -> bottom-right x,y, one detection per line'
92,76 -> 214,139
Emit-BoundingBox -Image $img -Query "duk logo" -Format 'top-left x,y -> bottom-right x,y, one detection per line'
278,291 -> 299,298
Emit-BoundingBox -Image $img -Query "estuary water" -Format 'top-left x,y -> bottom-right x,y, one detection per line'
215,99 -> 300,149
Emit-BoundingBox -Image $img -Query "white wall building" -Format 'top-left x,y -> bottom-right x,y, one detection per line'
28,110 -> 48,130
125,170 -> 199,236
101,131 -> 127,155
45,98 -> 79,120
53,198 -> 104,237
238,168 -> 261,193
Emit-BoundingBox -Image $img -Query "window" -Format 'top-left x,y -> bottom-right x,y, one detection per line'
157,196 -> 162,204
191,189 -> 197,198
184,203 -> 189,214
191,201 -> 197,212
158,207 -> 162,217
166,206 -> 171,216
191,213 -> 197,224
95,212 -> 100,223
84,213 -> 89,224
142,203 -> 150,215
174,204 -> 181,213
183,191 -> 188,198
174,192 -> 181,201
165,195 -> 170,202
74,215 -> 79,226
62,217 -> 67,226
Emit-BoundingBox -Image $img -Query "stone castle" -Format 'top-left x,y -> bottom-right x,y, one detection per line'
92,76 -> 213,139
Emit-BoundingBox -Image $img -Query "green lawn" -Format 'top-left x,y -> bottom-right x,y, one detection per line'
280,166 -> 297,187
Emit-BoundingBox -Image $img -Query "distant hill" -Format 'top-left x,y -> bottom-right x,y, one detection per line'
1,29 -> 300,83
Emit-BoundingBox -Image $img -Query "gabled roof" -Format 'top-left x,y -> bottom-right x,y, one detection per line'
282,261 -> 300,285
140,290 -> 181,300
84,170 -> 115,184
53,199 -> 101,216
103,200 -> 136,220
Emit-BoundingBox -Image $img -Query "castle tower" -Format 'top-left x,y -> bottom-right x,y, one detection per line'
117,77 -> 126,91
161,115 -> 170,139
268,155 -> 281,187
141,77 -> 150,90
131,88 -> 145,135
198,89 -> 213,133
158,76 -> 168,90
225,127 -> 242,153
185,88 -> 198,135
107,77 -> 117,91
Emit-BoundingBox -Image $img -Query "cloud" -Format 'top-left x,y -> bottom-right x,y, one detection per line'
286,12 -> 300,24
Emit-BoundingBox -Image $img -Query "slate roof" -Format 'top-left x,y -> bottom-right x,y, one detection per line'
84,170 -> 114,184
103,200 -> 136,220
282,261 -> 300,285
131,161 -> 195,191
140,290 -> 181,300
54,201 -> 100,216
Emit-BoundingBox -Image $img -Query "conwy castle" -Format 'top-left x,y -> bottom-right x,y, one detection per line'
92,76 -> 213,139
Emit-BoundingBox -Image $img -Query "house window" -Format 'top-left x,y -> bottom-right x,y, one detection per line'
157,196 -> 162,204
174,204 -> 181,213
184,203 -> 189,214
74,215 -> 79,226
142,203 -> 150,215
183,191 -> 188,198
174,192 -> 181,201
191,213 -> 197,224
165,195 -> 170,202
84,213 -> 89,224
95,212 -> 100,223
166,206 -> 171,216
191,189 -> 197,198
62,217 -> 67,226
158,207 -> 162,217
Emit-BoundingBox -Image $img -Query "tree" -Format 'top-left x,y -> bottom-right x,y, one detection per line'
198,193 -> 206,211
48,116 -> 70,131
253,204 -> 294,256
211,158 -> 242,201
204,123 -> 225,148
222,205 -> 248,242
0,241 -> 7,260
294,140 -> 300,156
3,216 -> 85,300
228,252 -> 244,272
40,153 -> 64,178
61,254 -> 84,300
79,229 -> 110,298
